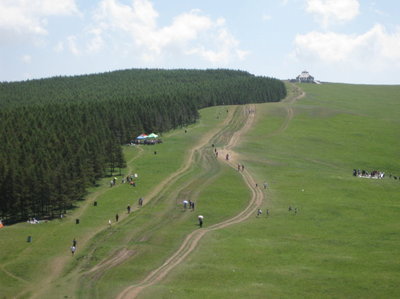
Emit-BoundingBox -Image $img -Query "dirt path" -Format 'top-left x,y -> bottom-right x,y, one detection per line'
116,85 -> 305,298
268,83 -> 305,137
71,112 -> 238,289
116,104 -> 265,299
140,108 -> 236,206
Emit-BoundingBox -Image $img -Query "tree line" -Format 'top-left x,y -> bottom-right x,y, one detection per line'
0,69 -> 286,223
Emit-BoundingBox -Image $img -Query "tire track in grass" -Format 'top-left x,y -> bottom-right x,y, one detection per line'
268,83 -> 305,137
46,107 -> 236,298
116,104 -> 265,299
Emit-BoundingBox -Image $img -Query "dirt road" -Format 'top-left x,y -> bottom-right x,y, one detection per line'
116,84 -> 305,298
116,104 -> 265,299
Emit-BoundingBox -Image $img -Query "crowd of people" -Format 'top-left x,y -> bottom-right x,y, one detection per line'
354,169 -> 400,180
182,200 -> 195,211
353,169 -> 385,179
27,218 -> 43,224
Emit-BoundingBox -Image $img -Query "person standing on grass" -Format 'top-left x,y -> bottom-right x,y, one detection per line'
71,245 -> 76,256
72,238 -> 77,248
108,219 -> 112,227
257,209 -> 262,217
116,213 -> 119,222
127,204 -> 131,214
198,215 -> 204,228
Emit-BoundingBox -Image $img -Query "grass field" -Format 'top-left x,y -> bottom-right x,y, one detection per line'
139,83 -> 400,298
1,83 -> 399,298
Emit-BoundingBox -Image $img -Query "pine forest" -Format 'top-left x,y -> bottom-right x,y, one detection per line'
0,69 -> 286,223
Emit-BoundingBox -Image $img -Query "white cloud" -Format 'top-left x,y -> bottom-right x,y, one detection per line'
306,0 -> 360,27
188,28 -> 249,64
86,0 -> 246,63
292,24 -> 400,70
0,0 -> 79,42
86,29 -> 104,53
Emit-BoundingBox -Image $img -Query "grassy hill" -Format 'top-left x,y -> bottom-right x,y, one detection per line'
143,83 -> 400,298
0,82 -> 399,298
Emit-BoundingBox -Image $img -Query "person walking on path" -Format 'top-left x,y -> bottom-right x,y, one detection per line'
71,245 -> 76,256
116,213 -> 119,222
72,238 -> 77,248
139,197 -> 143,207
183,200 -> 189,209
127,204 -> 131,214
108,219 -> 112,227
198,215 -> 204,228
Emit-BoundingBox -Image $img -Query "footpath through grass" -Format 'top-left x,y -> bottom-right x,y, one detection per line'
139,83 -> 400,298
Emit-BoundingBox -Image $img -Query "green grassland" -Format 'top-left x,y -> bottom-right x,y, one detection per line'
1,83 -> 399,298
140,83 -> 400,298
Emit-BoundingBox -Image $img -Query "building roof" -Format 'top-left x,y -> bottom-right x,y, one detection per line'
298,71 -> 312,78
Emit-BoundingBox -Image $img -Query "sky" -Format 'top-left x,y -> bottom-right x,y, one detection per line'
1,0 -> 400,84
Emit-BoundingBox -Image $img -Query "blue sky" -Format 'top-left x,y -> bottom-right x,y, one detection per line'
1,0 -> 399,84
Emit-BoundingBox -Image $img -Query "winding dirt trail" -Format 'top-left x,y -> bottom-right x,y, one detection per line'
116,84 -> 305,298
73,110 -> 237,289
268,83 -> 305,137
116,104 -> 265,299
139,109 -> 236,207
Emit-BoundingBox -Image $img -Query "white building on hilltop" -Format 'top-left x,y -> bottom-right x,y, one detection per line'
296,71 -> 315,83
